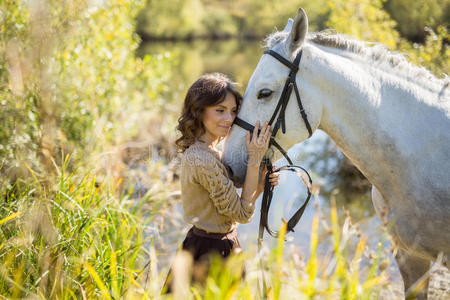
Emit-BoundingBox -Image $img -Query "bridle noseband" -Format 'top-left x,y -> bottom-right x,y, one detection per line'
233,48 -> 314,241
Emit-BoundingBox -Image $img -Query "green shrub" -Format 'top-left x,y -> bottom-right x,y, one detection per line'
0,0 -> 173,189
384,0 -> 449,42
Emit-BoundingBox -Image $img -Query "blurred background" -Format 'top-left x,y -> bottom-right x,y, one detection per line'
1,0 -> 448,298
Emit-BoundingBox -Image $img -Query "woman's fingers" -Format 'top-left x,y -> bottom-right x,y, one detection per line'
269,173 -> 279,179
269,172 -> 279,184
254,121 -> 270,147
250,121 -> 271,143
261,121 -> 269,138
265,124 -> 271,145
269,174 -> 280,186
246,121 -> 273,167
259,121 -> 266,135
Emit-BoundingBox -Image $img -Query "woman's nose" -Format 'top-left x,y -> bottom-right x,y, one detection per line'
224,112 -> 234,123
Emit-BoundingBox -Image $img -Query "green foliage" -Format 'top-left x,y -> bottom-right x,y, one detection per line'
0,0 -> 173,189
384,0 -> 449,42
0,167 -> 388,298
325,0 -> 448,76
0,157 -> 157,297
326,0 -> 400,49
137,0 -> 448,77
137,0 -> 207,39
402,26 -> 450,76
137,0 -> 331,39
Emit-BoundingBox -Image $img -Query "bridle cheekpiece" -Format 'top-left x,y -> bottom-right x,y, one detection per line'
232,48 -> 314,241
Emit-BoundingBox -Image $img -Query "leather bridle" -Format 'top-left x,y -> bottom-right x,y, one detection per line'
233,49 -> 313,243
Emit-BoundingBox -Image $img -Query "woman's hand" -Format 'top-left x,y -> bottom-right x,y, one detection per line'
258,166 -> 280,192
241,121 -> 274,206
268,167 -> 280,187
246,121 -> 271,167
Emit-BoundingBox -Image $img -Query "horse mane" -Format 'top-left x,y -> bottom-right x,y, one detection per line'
264,30 -> 448,90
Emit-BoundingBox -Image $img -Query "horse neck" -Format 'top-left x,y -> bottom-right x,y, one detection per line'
302,44 -> 448,190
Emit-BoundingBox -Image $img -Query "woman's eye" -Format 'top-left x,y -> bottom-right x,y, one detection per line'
216,109 -> 224,113
257,89 -> 273,99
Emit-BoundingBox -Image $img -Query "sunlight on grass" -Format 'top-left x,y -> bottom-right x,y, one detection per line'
1,163 -> 389,298
159,196 -> 389,299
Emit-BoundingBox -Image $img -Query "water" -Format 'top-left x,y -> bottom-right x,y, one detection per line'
138,39 -> 402,282
138,39 -> 263,92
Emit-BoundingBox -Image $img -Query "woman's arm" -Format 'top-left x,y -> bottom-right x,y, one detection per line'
240,164 -> 263,208
186,121 -> 279,223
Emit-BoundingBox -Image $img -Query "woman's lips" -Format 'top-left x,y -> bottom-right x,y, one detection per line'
219,125 -> 230,130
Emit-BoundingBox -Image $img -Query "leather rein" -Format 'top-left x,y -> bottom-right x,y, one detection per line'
233,49 -> 313,245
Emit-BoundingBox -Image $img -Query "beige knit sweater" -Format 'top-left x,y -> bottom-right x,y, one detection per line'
180,140 -> 255,233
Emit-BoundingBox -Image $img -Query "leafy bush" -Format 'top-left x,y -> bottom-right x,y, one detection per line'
404,26 -> 449,76
384,0 -> 449,42
0,0 -> 172,190
326,0 -> 399,49
325,0 -> 448,76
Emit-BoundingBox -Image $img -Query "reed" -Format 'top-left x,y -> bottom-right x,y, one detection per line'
1,161 -> 388,299
1,156 -> 155,298
176,197 -> 389,300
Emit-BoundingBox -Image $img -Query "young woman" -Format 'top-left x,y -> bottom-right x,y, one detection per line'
166,73 -> 279,288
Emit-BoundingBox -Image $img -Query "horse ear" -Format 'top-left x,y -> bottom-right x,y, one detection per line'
287,8 -> 308,53
283,18 -> 294,33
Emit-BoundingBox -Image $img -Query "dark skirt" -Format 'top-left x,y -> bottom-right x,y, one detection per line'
183,226 -> 241,260
162,226 -> 242,293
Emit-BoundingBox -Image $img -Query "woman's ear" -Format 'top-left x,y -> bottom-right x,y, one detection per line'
286,8 -> 308,54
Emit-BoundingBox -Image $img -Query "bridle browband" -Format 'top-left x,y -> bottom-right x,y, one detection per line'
233,48 -> 313,241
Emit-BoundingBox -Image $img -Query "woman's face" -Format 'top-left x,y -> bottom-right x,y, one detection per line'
202,92 -> 238,142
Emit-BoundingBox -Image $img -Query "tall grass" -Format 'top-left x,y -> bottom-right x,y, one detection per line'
1,155 -> 389,298
1,155 -> 159,298
163,198 -> 389,300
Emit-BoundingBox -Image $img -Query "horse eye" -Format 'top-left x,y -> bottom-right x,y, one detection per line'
257,88 -> 273,99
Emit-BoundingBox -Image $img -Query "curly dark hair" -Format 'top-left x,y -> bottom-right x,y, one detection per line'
175,73 -> 242,153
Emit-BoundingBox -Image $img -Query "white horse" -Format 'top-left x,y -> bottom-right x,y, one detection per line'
222,8 -> 450,299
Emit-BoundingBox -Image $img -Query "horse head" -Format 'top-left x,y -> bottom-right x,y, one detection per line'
222,8 -> 323,186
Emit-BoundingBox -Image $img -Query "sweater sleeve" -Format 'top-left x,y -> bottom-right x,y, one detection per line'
190,155 -> 255,224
